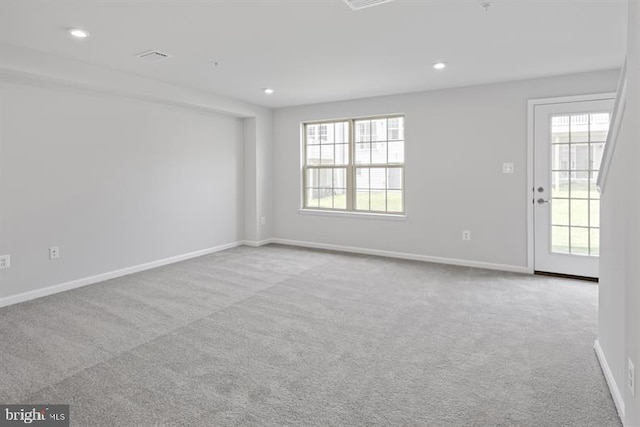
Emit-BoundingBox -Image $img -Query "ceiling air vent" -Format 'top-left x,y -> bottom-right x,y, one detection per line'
136,50 -> 171,61
343,0 -> 396,11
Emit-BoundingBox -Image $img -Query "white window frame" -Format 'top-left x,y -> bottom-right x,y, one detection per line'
301,114 -> 405,216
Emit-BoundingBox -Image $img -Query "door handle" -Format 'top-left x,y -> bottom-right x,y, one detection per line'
537,198 -> 551,204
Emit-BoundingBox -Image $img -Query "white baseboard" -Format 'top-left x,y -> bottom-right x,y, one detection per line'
0,241 -> 242,309
241,239 -> 274,247
270,238 -> 529,274
0,237 -> 527,309
594,339 -> 626,420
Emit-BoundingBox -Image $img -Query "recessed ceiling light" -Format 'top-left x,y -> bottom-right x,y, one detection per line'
433,62 -> 447,70
69,28 -> 89,39
263,88 -> 275,95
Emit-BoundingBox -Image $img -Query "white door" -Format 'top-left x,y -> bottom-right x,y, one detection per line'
534,98 -> 613,278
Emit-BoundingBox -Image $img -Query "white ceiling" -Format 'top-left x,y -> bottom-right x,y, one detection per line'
0,0 -> 627,108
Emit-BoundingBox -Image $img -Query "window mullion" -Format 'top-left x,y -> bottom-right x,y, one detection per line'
347,119 -> 355,211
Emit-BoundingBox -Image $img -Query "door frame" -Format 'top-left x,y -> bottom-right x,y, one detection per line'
526,93 -> 616,274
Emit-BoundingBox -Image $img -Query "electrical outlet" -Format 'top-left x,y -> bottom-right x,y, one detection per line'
629,358 -> 636,396
49,246 -> 60,260
462,230 -> 471,241
503,162 -> 515,174
0,254 -> 10,269
260,216 -> 267,225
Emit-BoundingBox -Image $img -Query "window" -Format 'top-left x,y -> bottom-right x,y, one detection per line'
303,115 -> 405,214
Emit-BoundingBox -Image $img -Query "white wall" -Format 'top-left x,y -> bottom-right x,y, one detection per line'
599,1 -> 640,425
272,70 -> 619,270
0,44 -> 274,304
0,43 -> 274,248
0,80 -> 243,300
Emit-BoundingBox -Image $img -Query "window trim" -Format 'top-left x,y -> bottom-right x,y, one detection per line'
301,114 -> 405,215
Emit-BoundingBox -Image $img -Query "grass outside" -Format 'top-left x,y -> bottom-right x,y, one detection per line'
550,182 -> 600,255
307,190 -> 403,213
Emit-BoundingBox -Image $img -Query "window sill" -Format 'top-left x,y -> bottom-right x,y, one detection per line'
298,209 -> 407,221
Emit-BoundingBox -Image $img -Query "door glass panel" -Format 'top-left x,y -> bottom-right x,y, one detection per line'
570,171 -> 590,199
570,114 -> 589,143
550,112 -> 610,256
552,226 -> 570,254
590,229 -> 600,256
551,199 -> 569,226
590,200 -> 600,228
589,171 -> 600,200
551,171 -> 569,198
570,199 -> 589,227
551,116 -> 570,143
551,144 -> 570,170
570,228 -> 590,255
590,113 -> 609,142
573,144 -> 590,170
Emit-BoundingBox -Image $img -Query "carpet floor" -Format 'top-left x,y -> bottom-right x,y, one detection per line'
0,244 -> 621,426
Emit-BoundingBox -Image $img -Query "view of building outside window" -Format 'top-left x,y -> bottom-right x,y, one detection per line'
304,116 -> 404,214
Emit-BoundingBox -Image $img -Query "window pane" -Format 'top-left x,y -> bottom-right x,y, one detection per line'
551,171 -> 569,198
371,142 -> 387,164
370,168 -> 386,190
333,188 -> 347,210
356,168 -> 370,189
590,228 -> 600,256
320,145 -> 334,165
371,119 -> 387,142
388,141 -> 404,163
570,199 -> 589,227
306,168 -> 318,188
570,114 -> 589,143
306,145 -> 320,165
387,190 -> 403,213
319,168 -> 333,188
552,226 -> 570,254
333,168 -> 346,189
387,168 -> 403,190
318,190 -> 333,208
370,190 -> 386,212
551,199 -> 569,226
551,116 -> 569,143
570,227 -> 589,255
355,120 -> 371,143
319,124 -> 332,144
306,189 -> 319,208
306,124 -> 320,145
355,143 -> 371,164
388,117 -> 404,141
335,143 -> 349,165
356,190 -> 370,211
590,113 -> 609,142
551,144 -> 570,170
335,122 -> 349,143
